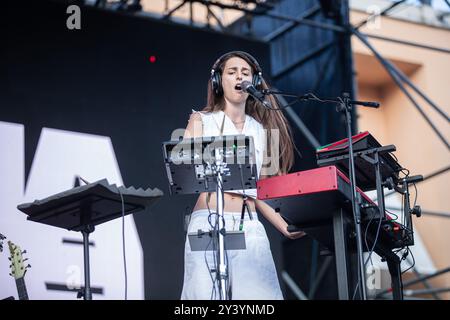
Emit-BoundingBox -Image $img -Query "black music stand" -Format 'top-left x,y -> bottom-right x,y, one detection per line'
163,135 -> 258,195
163,135 -> 256,300
17,179 -> 163,300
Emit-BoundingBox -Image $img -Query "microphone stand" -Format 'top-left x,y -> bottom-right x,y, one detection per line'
263,89 -> 379,300
337,92 -> 368,300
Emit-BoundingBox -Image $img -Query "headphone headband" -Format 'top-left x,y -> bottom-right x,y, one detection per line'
210,51 -> 263,96
211,51 -> 262,75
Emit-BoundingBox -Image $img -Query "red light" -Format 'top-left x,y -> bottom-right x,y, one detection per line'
149,55 -> 157,63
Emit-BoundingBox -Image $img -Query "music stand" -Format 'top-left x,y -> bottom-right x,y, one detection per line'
17,179 -> 163,300
163,135 -> 256,300
163,135 -> 258,195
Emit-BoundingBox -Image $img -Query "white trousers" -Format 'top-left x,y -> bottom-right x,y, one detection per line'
180,209 -> 283,300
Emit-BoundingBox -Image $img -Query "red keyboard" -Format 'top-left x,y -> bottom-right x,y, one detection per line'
257,166 -> 405,250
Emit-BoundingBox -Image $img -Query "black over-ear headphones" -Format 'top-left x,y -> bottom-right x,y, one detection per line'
210,51 -> 263,96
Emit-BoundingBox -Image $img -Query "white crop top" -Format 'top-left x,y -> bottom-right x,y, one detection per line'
192,109 -> 266,199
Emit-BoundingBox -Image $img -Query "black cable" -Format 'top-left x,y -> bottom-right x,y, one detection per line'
391,152 -> 399,163
118,189 -> 127,301
224,235 -> 231,298
267,92 -> 339,111
202,232 -> 216,300
340,101 -> 364,301
206,194 -> 216,229
385,209 -> 399,221
357,208 -> 376,300
397,168 -> 409,228
401,189 -> 405,228
219,173 -> 233,298
352,281 -> 360,300
352,204 -> 384,300
206,191 -> 219,299
211,230 -> 219,300
210,222 -> 219,299
363,207 -> 377,266
218,178 -> 226,230
213,173 -> 229,299
402,247 -> 416,275
257,92 -> 311,111
400,168 -> 410,179
238,164 -> 253,230
413,183 -> 418,208
238,164 -> 247,197
365,211 -> 384,267
202,157 -> 232,299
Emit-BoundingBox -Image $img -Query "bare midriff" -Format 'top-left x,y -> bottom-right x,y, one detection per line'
193,192 -> 256,213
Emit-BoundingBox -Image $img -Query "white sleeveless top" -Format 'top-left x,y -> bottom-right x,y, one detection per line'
192,109 -> 266,199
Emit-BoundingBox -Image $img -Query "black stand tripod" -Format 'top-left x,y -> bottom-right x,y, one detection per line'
336,93 -> 372,300
317,142 -> 408,300
163,135 -> 258,300
17,179 -> 163,300
263,89 -> 380,300
78,225 -> 95,300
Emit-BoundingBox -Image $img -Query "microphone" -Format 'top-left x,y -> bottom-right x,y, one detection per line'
240,80 -> 270,108
349,99 -> 380,108
360,101 -> 380,108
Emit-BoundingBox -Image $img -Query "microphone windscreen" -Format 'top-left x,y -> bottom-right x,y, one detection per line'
240,80 -> 253,91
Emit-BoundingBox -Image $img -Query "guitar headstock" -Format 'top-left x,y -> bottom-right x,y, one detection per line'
8,241 -> 30,280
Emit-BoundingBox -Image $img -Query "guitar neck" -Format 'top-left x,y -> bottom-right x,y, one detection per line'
15,277 -> 29,300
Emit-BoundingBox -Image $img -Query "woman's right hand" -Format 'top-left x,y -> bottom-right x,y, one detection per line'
284,229 -> 307,240
254,198 -> 307,240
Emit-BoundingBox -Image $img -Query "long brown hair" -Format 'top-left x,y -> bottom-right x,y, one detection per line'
203,52 -> 295,176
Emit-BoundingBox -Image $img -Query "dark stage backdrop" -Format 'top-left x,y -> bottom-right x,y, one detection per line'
1,0 -> 271,299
